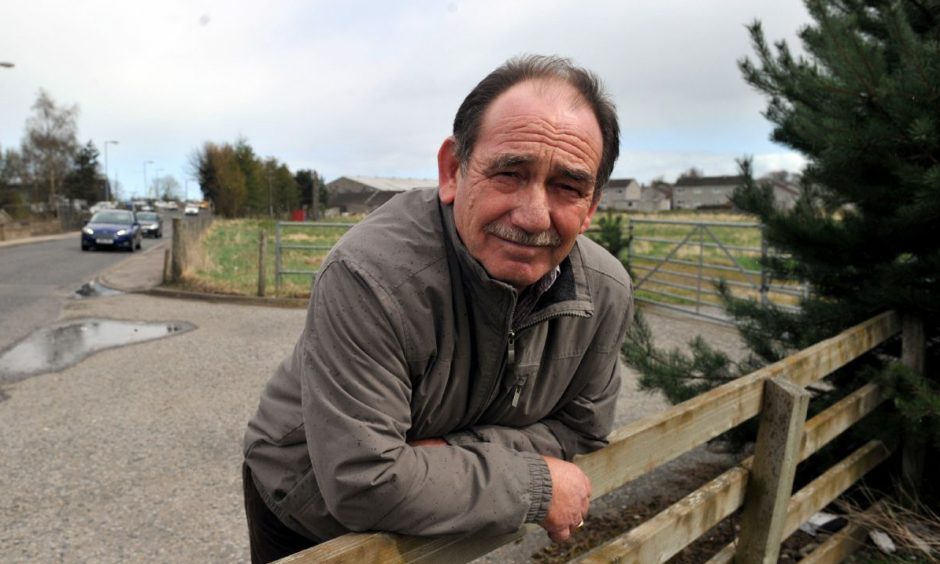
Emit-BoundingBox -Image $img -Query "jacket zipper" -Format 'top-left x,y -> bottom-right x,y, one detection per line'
504,310 -> 592,410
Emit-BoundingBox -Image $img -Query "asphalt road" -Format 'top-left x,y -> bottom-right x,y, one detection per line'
0,217 -> 174,353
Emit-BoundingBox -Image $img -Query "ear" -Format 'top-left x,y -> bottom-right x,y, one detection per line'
437,137 -> 460,205
579,196 -> 601,234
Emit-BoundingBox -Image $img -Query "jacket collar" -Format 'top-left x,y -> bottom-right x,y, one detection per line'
438,198 -> 594,329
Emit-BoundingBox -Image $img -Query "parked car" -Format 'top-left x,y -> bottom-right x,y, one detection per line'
89,201 -> 115,214
184,204 -> 199,216
81,209 -> 142,252
136,211 -> 163,238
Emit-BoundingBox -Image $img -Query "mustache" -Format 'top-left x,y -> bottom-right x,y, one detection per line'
483,222 -> 561,247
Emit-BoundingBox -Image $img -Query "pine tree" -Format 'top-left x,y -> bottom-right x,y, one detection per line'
624,0 -> 940,454
63,141 -> 102,203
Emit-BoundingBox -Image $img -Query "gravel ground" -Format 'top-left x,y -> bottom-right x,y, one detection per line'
0,294 -> 746,563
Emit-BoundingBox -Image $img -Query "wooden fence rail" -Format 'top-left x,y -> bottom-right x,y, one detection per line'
280,310 -> 902,563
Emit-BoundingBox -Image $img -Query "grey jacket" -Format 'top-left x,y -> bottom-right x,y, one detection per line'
244,188 -> 633,542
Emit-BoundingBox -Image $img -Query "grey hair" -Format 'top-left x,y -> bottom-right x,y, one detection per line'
452,54 -> 620,198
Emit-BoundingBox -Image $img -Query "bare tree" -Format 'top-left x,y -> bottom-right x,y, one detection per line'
678,166 -> 703,180
152,175 -> 181,201
20,89 -> 79,205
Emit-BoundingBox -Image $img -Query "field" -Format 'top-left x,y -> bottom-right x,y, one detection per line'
184,211 -> 803,308
182,217 -> 358,298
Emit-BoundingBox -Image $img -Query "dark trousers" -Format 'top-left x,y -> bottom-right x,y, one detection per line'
242,463 -> 318,563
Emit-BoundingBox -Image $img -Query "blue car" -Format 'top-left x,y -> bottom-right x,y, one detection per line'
81,209 -> 143,252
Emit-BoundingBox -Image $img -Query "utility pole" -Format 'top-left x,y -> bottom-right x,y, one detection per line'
103,140 -> 118,202
267,169 -> 273,217
142,160 -> 154,201
311,173 -> 320,221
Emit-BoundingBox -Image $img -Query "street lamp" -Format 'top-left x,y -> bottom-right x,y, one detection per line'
103,140 -> 118,202
154,168 -> 164,199
142,160 -> 154,200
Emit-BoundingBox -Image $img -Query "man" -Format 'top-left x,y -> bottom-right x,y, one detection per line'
243,55 -> 633,563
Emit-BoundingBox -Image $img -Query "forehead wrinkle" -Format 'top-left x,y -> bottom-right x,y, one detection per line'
488,128 -> 599,176
490,112 -> 600,162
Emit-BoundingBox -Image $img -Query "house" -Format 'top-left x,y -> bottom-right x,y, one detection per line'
671,174 -> 802,211
760,178 -> 801,211
599,178 -> 670,212
671,175 -> 745,210
326,176 -> 438,215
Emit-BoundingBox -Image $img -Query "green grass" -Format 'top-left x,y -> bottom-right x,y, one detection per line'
183,217 -> 358,298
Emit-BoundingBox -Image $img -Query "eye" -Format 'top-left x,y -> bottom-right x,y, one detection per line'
555,183 -> 584,196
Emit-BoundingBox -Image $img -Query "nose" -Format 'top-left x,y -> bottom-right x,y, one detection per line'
511,183 -> 552,233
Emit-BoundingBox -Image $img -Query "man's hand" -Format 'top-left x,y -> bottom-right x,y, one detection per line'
540,456 -> 591,543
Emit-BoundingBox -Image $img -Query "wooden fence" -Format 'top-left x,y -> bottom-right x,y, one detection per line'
278,310 -> 908,563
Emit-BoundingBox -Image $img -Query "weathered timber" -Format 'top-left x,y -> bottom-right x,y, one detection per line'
576,467 -> 749,564
735,379 -> 810,564
799,382 -> 886,459
901,313 -> 926,490
798,501 -> 882,564
162,248 -> 170,284
574,382 -> 887,564
277,528 -> 529,564
257,230 -> 267,297
582,310 -> 898,500
278,313 -> 899,564
171,217 -> 183,282
706,440 -> 892,564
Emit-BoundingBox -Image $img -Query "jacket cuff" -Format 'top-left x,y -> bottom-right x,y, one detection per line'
521,452 -> 552,524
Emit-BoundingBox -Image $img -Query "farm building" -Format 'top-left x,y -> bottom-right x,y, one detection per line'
671,175 -> 745,210
672,175 -> 800,211
599,178 -> 671,212
326,176 -> 438,215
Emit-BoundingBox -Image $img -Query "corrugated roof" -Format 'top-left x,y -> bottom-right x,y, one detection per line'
344,176 -> 438,192
605,178 -> 637,188
674,175 -> 744,187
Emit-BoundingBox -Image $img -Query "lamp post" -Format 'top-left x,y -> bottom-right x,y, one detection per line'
142,160 -> 154,200
103,140 -> 118,202
154,168 -> 164,199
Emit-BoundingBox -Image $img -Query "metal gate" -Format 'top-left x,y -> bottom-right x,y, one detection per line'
274,221 -> 353,292
627,218 -> 804,324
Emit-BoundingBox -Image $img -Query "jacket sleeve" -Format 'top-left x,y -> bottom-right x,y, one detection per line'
300,260 -> 552,536
443,337 -> 623,461
444,291 -> 634,461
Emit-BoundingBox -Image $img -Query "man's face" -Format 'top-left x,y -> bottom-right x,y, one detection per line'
438,79 -> 603,290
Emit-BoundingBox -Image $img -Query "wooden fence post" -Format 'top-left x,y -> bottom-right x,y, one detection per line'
163,248 -> 171,285
735,377 -> 810,564
257,230 -> 267,297
901,313 -> 925,491
171,217 -> 183,282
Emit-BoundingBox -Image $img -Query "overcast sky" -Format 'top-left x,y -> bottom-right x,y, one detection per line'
1,0 -> 813,200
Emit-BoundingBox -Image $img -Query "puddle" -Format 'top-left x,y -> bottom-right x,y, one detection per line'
0,319 -> 195,383
73,281 -> 124,298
